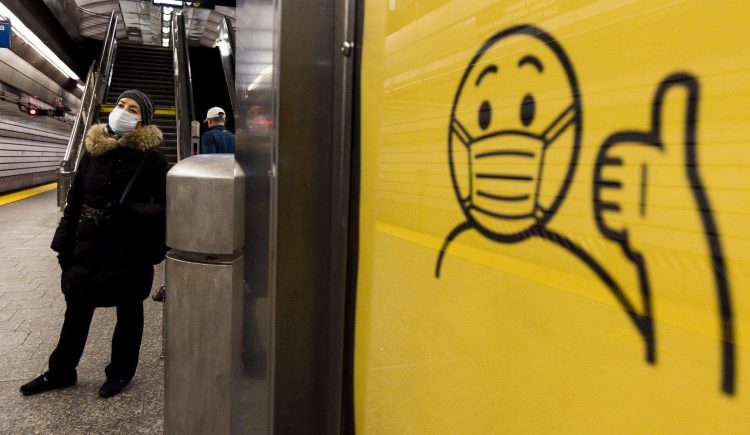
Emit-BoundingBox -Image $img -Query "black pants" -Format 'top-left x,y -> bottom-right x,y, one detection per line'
47,299 -> 144,382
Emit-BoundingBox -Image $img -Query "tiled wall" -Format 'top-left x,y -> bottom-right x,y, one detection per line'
0,100 -> 71,193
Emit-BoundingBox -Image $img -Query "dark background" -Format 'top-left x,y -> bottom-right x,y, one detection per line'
189,45 -> 234,135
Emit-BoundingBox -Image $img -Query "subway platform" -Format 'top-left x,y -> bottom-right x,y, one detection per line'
0,187 -> 164,433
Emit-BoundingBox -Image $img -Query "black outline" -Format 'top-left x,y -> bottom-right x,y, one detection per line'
639,164 -> 647,217
542,103 -> 577,140
476,65 -> 499,86
594,73 -> 734,394
435,221 -> 473,278
475,173 -> 533,181
535,227 -> 655,361
469,204 -> 534,220
476,150 -> 535,159
438,24 -> 662,368
518,55 -> 544,73
343,0 -> 365,431
445,25 -> 582,246
437,27 -> 736,394
520,93 -> 535,126
452,117 -> 473,144
477,191 -> 530,202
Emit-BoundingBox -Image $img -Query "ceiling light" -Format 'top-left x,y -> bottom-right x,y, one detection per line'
162,26 -> 169,33
154,0 -> 181,6
0,3 -> 79,80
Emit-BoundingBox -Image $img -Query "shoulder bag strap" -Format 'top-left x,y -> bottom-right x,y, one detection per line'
118,151 -> 152,204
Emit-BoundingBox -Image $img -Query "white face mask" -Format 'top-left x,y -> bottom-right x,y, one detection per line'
108,107 -> 140,135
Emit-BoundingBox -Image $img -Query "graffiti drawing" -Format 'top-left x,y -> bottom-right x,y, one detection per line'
435,24 -> 735,395
594,74 -> 734,394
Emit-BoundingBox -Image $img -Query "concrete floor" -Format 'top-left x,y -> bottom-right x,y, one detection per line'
0,190 -> 165,433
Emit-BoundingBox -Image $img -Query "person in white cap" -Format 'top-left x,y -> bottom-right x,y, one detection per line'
200,106 -> 235,154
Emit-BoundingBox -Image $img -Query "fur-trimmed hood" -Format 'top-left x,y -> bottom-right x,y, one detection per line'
84,123 -> 163,156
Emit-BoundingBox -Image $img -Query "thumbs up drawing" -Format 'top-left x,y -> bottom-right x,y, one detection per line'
593,73 -> 735,395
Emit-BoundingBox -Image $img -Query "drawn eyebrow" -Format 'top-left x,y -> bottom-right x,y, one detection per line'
518,55 -> 544,73
475,65 -> 498,86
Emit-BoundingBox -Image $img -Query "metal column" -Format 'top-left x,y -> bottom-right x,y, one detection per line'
164,155 -> 245,434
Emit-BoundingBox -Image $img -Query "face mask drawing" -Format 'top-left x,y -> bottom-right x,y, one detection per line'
445,28 -> 581,244
436,25 -> 660,381
437,24 -> 583,278
451,103 -> 577,234
109,107 -> 140,135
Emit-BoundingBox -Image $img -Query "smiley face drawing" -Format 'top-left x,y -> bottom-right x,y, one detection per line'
435,24 -> 737,395
436,24 -> 655,366
436,24 -> 582,275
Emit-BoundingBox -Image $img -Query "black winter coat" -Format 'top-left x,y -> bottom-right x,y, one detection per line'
51,123 -> 168,305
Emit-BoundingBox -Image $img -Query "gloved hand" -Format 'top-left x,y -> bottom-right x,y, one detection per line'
57,251 -> 74,272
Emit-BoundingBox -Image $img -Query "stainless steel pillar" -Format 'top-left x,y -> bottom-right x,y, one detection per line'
164,155 -> 245,435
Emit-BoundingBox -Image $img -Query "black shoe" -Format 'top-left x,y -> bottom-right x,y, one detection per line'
19,373 -> 76,396
98,379 -> 129,398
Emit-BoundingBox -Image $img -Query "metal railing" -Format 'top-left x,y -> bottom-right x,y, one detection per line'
57,10 -> 118,208
218,15 -> 236,113
96,11 -> 118,99
172,12 -> 196,161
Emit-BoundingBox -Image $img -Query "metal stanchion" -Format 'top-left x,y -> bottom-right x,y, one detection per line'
164,155 -> 245,434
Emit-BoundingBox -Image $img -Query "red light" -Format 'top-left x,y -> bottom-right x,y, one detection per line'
28,108 -> 37,115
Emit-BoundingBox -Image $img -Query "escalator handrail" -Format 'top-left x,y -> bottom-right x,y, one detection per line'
61,9 -> 117,174
224,16 -> 236,59
97,10 -> 118,99
58,10 -> 118,208
218,15 -> 236,113
172,12 -> 196,161
60,60 -> 96,172
181,16 -> 196,123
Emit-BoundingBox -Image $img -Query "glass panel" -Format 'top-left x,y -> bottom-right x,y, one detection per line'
356,1 -> 750,432
234,1 -> 276,433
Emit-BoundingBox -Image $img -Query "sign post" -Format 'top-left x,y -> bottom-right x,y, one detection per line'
0,20 -> 11,49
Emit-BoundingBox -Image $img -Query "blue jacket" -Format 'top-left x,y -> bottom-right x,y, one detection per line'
200,125 -> 235,154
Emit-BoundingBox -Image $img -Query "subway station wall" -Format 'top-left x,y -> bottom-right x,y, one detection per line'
354,1 -> 750,433
0,100 -> 70,193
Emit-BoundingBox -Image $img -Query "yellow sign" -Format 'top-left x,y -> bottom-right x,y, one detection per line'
356,1 -> 750,433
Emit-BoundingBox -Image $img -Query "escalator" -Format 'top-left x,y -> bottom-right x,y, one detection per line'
59,10 -> 197,207
99,44 -> 178,164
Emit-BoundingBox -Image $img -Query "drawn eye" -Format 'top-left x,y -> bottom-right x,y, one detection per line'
520,93 -> 535,127
478,100 -> 492,130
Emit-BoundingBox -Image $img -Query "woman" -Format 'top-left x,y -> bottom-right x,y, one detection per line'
20,90 -> 168,398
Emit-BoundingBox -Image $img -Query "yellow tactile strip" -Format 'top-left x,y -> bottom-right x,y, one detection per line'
0,182 -> 57,207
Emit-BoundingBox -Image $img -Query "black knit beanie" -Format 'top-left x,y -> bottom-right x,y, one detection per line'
117,89 -> 154,126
